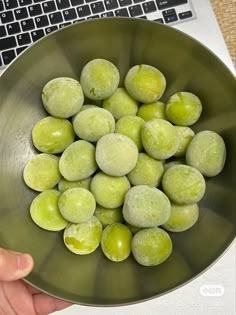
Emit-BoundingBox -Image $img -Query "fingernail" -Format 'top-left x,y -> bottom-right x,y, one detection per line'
16,254 -> 31,270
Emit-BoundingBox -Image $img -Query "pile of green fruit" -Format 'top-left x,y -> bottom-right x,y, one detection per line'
23,59 -> 226,267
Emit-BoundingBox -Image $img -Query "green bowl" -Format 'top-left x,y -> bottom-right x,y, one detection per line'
0,18 -> 235,306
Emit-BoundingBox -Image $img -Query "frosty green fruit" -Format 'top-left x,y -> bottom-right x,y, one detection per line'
127,153 -> 164,187
23,153 -> 61,192
59,140 -> 97,181
32,116 -> 75,154
58,188 -> 96,223
141,119 -> 179,160
186,130 -> 226,177
123,185 -> 171,228
80,59 -> 120,100
63,216 -> 103,255
58,177 -> 92,193
73,107 -> 115,142
101,223 -> 132,262
131,227 -> 172,266
90,172 -> 130,208
137,101 -> 166,121
30,189 -> 68,231
174,126 -> 195,157
166,92 -> 202,126
94,205 -> 123,227
42,77 -> 84,118
115,116 -> 145,151
96,133 -> 138,176
124,64 -> 166,103
103,88 -> 139,120
163,203 -> 199,232
162,165 -> 206,204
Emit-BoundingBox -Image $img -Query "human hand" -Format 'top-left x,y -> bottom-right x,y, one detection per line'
0,248 -> 72,315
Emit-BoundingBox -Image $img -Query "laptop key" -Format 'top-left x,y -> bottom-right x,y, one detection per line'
35,15 -> 49,27
17,32 -> 31,45
4,0 -> 18,9
0,25 -> 7,38
2,49 -> 16,64
115,8 -> 129,16
21,18 -> 35,31
0,11 -> 14,23
49,11 -> 63,24
59,22 -> 71,28
14,8 -> 29,20
0,1 -> 3,12
101,11 -> 114,17
91,2 -> 105,14
29,4 -> 43,17
163,9 -> 176,16
77,5 -> 91,18
0,36 -> 17,51
155,18 -> 164,23
16,46 -> 28,55
87,15 -> 99,19
129,4 -> 143,17
45,25 -> 58,34
56,0 -> 70,10
104,0 -> 118,10
133,0 -> 145,3
179,10 -> 192,19
142,1 -> 157,14
63,8 -> 77,21
164,14 -> 178,23
7,22 -> 21,35
118,0 -> 132,7
42,1 -> 57,13
19,0 -> 33,6
156,0 -> 187,10
0,56 -> 2,67
71,0 -> 84,5
31,29 -> 45,42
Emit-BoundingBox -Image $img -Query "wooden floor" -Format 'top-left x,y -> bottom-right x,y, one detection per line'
211,0 -> 236,67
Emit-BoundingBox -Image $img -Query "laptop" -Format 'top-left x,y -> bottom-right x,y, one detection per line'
0,0 -> 234,74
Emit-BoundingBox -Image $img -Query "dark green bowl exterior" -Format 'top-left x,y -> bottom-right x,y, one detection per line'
0,18 -> 235,306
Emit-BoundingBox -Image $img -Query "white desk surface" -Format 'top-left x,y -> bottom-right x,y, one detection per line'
0,0 -> 235,314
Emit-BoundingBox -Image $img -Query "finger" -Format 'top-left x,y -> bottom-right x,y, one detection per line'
0,248 -> 34,281
33,294 -> 72,315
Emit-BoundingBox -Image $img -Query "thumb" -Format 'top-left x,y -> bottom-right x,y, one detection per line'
0,248 -> 34,281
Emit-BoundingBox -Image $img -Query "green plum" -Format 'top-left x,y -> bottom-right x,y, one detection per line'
141,118 -> 179,160
80,59 -> 120,100
166,92 -> 202,126
124,64 -> 166,103
58,177 -> 92,193
42,77 -> 84,118
162,165 -> 206,204
174,126 -> 195,157
137,101 -> 166,121
23,153 -> 61,192
63,216 -> 103,255
30,189 -> 68,231
127,153 -> 164,187
59,140 -> 98,181
101,223 -> 132,262
58,188 -> 96,223
115,116 -> 145,151
73,107 -> 115,142
95,133 -> 138,176
90,171 -> 130,208
32,116 -> 75,154
186,130 -> 226,177
125,223 -> 142,235
131,227 -> 172,266
103,88 -> 139,120
123,185 -> 171,228
162,203 -> 199,232
164,159 -> 185,171
94,205 -> 123,227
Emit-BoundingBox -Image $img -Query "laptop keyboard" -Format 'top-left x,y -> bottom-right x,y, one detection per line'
0,0 -> 195,69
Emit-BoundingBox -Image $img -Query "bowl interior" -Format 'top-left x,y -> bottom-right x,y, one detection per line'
0,18 -> 235,306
